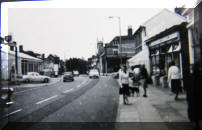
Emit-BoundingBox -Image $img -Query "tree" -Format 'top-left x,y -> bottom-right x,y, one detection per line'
65,58 -> 88,74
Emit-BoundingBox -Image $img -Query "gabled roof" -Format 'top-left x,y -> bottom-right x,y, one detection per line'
142,9 -> 186,38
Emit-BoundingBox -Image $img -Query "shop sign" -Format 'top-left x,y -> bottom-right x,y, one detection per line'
150,32 -> 179,47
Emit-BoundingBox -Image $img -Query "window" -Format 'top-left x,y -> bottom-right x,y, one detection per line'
113,50 -> 118,55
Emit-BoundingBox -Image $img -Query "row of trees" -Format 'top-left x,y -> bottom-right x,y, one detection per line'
65,58 -> 88,74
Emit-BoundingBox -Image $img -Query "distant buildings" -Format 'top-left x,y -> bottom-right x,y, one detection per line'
97,27 -> 136,74
41,54 -> 60,77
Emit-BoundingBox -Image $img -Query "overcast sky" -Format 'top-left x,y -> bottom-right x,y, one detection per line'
2,0 -> 197,60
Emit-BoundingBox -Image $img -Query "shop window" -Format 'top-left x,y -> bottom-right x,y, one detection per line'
113,50 -> 118,55
173,52 -> 180,69
173,42 -> 180,52
150,49 -> 156,56
160,45 -> 167,54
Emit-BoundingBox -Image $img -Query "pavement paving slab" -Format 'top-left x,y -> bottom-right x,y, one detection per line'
115,79 -> 194,130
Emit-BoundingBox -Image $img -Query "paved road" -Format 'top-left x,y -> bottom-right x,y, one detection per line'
1,75 -> 120,130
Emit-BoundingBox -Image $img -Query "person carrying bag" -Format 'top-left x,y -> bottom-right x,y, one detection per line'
119,66 -> 130,105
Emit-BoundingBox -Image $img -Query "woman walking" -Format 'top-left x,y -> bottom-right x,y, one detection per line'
167,61 -> 181,100
120,65 -> 130,104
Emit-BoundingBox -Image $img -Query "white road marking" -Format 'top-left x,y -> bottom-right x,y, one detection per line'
77,84 -> 81,88
77,79 -> 88,88
36,95 -> 58,105
14,87 -> 39,94
4,109 -> 22,117
63,88 -> 74,93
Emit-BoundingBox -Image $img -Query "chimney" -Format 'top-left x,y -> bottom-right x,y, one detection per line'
19,45 -> 23,52
128,26 -> 133,38
42,54 -> 45,60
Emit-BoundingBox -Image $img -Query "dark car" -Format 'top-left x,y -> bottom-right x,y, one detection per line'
63,72 -> 74,82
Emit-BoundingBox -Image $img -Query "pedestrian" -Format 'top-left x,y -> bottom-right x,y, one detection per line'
119,65 -> 130,104
167,61 -> 181,100
141,65 -> 149,97
132,67 -> 141,97
118,65 -> 123,80
128,69 -> 135,97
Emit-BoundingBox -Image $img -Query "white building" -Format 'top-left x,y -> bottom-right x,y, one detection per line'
1,50 -> 42,80
128,9 -> 186,74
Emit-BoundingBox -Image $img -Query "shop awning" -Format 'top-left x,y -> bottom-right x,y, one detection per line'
156,50 -> 159,55
151,50 -> 159,56
128,50 -> 148,66
173,44 -> 181,52
167,46 -> 172,53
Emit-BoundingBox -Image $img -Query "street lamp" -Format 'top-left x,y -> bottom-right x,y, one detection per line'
108,16 -> 122,65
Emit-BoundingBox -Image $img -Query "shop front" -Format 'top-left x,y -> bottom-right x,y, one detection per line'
146,23 -> 189,88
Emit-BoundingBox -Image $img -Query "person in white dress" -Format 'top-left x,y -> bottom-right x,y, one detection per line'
167,61 -> 181,100
119,66 -> 130,104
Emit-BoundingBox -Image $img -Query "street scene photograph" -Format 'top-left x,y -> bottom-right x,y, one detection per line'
0,0 -> 202,130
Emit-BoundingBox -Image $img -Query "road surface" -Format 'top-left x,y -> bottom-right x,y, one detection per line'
1,75 -> 120,130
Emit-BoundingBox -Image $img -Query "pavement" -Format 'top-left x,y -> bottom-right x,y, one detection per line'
115,80 -> 195,130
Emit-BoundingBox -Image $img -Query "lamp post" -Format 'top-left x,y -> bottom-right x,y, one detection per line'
109,16 -> 122,65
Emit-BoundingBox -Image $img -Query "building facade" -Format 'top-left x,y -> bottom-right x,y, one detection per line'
1,50 -> 42,80
146,23 -> 189,87
98,27 -> 136,73
128,9 -> 186,78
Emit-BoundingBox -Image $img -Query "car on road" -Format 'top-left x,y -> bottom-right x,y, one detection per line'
73,70 -> 79,76
23,72 -> 50,83
63,72 -> 74,82
89,69 -> 99,79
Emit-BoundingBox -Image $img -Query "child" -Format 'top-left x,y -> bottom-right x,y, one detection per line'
132,73 -> 141,97
131,67 -> 141,97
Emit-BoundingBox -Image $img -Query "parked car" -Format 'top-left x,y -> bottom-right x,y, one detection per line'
63,72 -> 74,82
89,69 -> 99,79
73,71 -> 79,76
23,72 -> 50,83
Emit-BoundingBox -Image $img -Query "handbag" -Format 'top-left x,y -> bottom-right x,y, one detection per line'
119,87 -> 123,95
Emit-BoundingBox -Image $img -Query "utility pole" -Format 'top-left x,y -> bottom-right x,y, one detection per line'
14,42 -> 18,74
